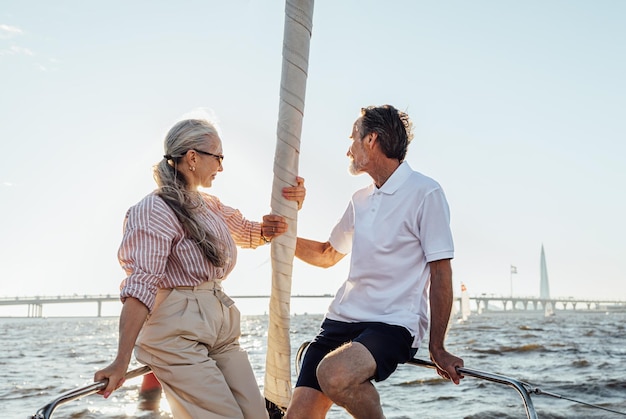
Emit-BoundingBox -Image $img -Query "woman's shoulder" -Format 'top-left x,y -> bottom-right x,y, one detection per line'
126,191 -> 177,223
122,192 -> 183,240
130,191 -> 168,211
199,191 -> 223,208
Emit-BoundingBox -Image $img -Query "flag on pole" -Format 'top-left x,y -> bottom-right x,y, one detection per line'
510,265 -> 518,274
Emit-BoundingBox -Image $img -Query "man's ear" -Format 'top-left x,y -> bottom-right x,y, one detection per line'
367,132 -> 378,149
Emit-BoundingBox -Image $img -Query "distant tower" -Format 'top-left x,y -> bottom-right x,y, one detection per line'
540,244 -> 550,299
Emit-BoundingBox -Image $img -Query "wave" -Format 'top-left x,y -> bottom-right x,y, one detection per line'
464,410 -> 550,419
0,383 -> 58,399
394,377 -> 447,386
473,343 -> 547,355
518,325 -> 545,331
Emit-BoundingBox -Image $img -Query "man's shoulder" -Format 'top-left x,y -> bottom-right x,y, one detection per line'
406,170 -> 443,192
351,183 -> 375,199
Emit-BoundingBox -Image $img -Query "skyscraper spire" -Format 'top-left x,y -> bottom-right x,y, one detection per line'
540,244 -> 550,299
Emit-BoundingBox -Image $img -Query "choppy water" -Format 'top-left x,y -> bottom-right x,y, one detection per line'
1,309 -> 625,418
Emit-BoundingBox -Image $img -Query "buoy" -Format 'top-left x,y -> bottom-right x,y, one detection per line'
138,372 -> 162,411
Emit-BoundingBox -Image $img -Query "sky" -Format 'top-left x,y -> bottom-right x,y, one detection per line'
1,0 -> 625,314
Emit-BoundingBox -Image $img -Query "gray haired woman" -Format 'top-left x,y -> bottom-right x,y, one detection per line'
95,118 -> 305,418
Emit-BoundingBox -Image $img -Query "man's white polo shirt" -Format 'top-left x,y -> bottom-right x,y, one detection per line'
327,162 -> 454,348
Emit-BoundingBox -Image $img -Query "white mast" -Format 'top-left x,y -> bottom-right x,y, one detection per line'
264,0 -> 314,411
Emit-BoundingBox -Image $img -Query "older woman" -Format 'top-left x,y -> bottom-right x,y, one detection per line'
95,118 -> 305,419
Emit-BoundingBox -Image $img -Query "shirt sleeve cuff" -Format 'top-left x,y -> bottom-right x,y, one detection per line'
249,222 -> 263,249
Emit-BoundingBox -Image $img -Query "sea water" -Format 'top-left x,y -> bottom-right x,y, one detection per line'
1,308 -> 625,419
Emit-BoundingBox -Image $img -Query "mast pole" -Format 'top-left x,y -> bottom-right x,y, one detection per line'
264,0 -> 314,411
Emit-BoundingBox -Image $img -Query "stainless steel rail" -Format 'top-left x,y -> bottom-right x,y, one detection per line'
408,358 -> 538,419
31,348 -> 626,418
29,366 -> 152,419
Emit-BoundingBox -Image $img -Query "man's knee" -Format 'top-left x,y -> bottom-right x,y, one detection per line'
317,358 -> 347,396
316,343 -> 374,396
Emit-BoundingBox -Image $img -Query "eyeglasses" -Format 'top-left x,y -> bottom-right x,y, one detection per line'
194,149 -> 224,165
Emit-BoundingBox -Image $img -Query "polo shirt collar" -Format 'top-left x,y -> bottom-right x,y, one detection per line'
371,161 -> 412,195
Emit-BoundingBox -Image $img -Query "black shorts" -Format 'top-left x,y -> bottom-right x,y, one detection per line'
295,318 -> 417,392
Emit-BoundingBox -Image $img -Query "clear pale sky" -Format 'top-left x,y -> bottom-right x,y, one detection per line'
1,1 -> 625,308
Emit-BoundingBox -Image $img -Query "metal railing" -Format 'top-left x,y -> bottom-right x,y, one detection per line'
407,358 -> 538,419
29,366 -> 152,419
29,344 -> 626,418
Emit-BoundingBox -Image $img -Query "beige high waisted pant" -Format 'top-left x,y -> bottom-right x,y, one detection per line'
135,281 -> 268,419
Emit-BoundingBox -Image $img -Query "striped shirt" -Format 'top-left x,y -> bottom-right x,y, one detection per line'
118,191 -> 262,311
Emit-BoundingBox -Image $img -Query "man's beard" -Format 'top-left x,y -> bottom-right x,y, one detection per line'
348,155 -> 368,176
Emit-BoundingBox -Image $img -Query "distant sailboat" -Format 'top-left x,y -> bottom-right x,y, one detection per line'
446,283 -> 467,332
461,283 -> 471,322
544,301 -> 555,317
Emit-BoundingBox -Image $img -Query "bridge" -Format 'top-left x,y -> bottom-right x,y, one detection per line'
0,294 -> 335,318
464,294 -> 626,313
1,293 -> 624,318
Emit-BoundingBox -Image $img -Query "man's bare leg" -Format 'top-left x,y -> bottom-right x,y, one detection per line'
317,342 -> 384,419
284,387 -> 333,419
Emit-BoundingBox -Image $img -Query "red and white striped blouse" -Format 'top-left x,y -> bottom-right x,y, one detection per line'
118,191 -> 262,311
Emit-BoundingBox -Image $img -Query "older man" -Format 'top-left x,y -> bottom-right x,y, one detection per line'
285,105 -> 464,419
